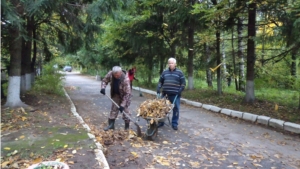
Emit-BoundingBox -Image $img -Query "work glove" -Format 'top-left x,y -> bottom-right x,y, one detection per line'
119,106 -> 124,113
100,89 -> 105,95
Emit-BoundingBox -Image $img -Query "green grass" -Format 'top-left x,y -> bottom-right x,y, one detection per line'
1,127 -> 90,159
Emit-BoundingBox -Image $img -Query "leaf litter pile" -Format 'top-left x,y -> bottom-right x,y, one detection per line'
137,98 -> 173,119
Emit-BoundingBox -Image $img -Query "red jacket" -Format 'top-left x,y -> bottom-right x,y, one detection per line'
128,68 -> 136,81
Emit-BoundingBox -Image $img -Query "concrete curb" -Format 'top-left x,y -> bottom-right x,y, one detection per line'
63,88 -> 110,169
133,87 -> 300,134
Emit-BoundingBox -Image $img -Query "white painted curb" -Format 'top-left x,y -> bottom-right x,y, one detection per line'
134,87 -> 300,134
63,88 -> 110,169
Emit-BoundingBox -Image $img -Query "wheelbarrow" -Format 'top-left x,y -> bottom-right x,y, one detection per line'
140,94 -> 177,141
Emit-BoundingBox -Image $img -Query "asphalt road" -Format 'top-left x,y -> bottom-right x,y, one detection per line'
64,72 -> 300,169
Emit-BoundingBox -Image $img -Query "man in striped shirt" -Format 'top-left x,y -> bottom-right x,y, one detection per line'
157,58 -> 186,130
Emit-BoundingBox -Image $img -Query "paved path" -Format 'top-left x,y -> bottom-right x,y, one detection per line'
64,72 -> 300,169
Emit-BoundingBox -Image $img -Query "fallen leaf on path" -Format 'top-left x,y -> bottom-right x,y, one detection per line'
4,147 -> 11,150
155,156 -> 170,166
189,161 -> 200,168
131,152 -> 138,158
32,157 -> 43,164
11,162 -> 19,168
1,161 -> 10,168
252,163 -> 263,167
274,154 -> 281,158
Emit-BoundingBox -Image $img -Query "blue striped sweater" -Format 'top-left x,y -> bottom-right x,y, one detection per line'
157,67 -> 186,95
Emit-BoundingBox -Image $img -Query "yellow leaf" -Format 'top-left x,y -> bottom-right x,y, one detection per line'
155,156 -> 170,166
162,141 -> 168,144
32,157 -> 43,164
30,152 -> 34,157
275,104 -> 278,111
131,152 -> 138,158
4,147 -> 11,150
19,135 -> 25,139
233,162 -> 238,165
189,161 -> 200,168
64,145 -> 68,148
72,150 -> 77,154
56,158 -> 61,162
21,116 -> 27,121
1,161 -> 10,168
41,146 -> 45,148
68,161 -> 74,164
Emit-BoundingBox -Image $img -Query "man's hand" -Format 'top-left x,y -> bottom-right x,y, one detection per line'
156,87 -> 161,94
178,86 -> 184,95
119,106 -> 124,113
100,89 -> 105,95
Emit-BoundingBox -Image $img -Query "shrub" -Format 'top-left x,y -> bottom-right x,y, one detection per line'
32,62 -> 65,96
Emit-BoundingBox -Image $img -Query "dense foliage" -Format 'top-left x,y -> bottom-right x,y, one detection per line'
1,0 -> 299,109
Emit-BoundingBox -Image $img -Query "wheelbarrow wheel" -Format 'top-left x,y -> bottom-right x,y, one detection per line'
146,122 -> 158,141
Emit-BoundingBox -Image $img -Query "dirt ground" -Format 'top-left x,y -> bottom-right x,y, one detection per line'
1,92 -> 99,169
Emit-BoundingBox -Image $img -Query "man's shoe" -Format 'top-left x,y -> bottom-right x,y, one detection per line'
125,122 -> 130,130
157,122 -> 164,128
172,126 -> 178,130
104,119 -> 115,131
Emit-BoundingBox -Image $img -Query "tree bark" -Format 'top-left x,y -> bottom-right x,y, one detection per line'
31,18 -> 37,83
291,49 -> 297,77
24,16 -> 33,91
5,27 -> 27,107
216,31 -> 222,95
231,27 -> 238,90
5,0 -> 27,108
244,3 -> 256,103
237,17 -> 245,92
222,33 -> 227,79
205,43 -> 213,87
187,17 -> 195,90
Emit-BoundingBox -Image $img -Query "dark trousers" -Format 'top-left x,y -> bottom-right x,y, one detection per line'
162,94 -> 180,127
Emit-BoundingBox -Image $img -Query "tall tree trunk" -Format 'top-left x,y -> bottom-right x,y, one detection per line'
231,27 -> 238,90
205,43 -> 213,87
187,18 -> 195,90
291,49 -> 297,77
31,19 -> 37,83
237,17 -> 245,91
24,16 -> 33,91
244,3 -> 256,103
261,18 -> 266,66
5,27 -> 27,108
216,31 -> 222,95
222,33 -> 227,77
21,39 -> 26,94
